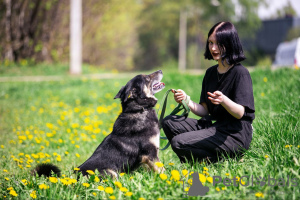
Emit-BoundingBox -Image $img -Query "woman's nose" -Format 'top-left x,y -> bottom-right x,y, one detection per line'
211,44 -> 217,50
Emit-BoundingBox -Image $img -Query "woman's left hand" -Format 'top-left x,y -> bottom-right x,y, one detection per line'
207,91 -> 224,105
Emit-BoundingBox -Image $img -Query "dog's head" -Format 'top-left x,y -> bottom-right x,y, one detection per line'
114,70 -> 165,112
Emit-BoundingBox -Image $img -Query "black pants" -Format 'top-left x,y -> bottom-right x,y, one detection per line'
162,115 -> 252,163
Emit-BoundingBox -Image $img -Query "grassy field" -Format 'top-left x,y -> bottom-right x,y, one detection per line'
0,66 -> 299,199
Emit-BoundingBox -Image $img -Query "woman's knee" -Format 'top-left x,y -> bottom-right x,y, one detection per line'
170,135 -> 183,152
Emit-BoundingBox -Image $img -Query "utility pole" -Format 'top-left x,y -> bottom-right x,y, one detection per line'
70,0 -> 82,75
178,10 -> 187,71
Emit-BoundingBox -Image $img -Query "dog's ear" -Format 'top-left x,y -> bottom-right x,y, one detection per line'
114,86 -> 125,99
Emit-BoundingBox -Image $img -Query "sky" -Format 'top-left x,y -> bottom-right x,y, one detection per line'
258,0 -> 300,19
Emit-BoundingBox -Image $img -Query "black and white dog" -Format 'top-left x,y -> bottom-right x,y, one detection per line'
34,70 -> 165,178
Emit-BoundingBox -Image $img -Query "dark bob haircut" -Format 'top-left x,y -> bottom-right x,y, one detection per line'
204,22 -> 246,65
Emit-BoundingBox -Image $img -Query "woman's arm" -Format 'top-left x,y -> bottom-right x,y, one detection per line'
172,89 -> 209,117
207,91 -> 245,119
188,101 -> 209,117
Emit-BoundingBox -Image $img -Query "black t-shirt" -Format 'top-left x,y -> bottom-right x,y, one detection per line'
200,63 -> 255,122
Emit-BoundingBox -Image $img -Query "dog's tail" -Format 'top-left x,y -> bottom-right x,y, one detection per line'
32,163 -> 61,177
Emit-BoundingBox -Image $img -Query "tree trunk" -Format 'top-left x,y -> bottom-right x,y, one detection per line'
4,0 -> 14,61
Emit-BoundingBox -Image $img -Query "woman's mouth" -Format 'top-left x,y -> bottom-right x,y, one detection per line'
212,52 -> 219,57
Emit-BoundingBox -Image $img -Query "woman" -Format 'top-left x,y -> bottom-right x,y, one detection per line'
162,21 -> 255,163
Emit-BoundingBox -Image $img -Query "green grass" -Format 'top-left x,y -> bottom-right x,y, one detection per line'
0,62 -> 111,77
0,67 -> 299,199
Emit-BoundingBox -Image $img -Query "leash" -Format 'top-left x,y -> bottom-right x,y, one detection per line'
157,89 -> 190,150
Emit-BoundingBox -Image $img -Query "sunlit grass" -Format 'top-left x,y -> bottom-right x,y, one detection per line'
0,67 -> 299,199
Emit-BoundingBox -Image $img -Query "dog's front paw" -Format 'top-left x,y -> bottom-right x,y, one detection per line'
157,166 -> 165,174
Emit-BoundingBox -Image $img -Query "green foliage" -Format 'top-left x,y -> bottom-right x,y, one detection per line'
1,0 -> 266,70
136,0 -> 265,70
0,67 -> 299,199
82,0 -> 141,71
286,27 -> 300,41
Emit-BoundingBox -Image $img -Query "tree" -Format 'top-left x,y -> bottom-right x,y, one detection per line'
135,0 -> 265,70
1,0 -> 62,63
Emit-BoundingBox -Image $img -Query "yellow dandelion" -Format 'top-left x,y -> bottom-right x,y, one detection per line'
82,183 -> 90,188
222,187 -> 227,190
105,187 -> 114,194
7,187 -> 13,191
3,169 -> 8,173
5,177 -> 9,181
184,187 -> 190,192
263,77 -> 268,82
39,184 -> 49,190
120,187 -> 128,192
199,173 -> 206,183
255,192 -> 264,198
168,162 -> 175,166
203,167 -> 208,171
9,189 -> 18,197
69,178 -> 77,184
92,192 -> 97,196
139,198 -> 146,200
114,181 -> 122,188
21,179 -> 28,185
166,181 -> 171,185
207,177 -> 213,183
76,153 -> 80,158
225,173 -> 230,176
261,92 -> 265,97
182,169 -> 189,176
203,171 -> 209,176
109,196 -> 116,200
119,173 -> 125,177
125,192 -> 133,197
157,198 -> 164,200
49,177 -> 58,183
30,190 -> 37,199
60,179 -> 68,185
216,187 -> 220,192
94,176 -> 100,182
171,170 -> 180,181
1,145 -> 4,148
98,186 -> 104,191
86,170 -> 95,175
74,167 -> 80,171
155,162 -> 164,168
265,155 -> 269,159
159,173 -> 168,180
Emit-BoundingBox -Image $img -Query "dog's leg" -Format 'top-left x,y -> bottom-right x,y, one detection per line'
99,169 -> 118,179
141,156 -> 165,173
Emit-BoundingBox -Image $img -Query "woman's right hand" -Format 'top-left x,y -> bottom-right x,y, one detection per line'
172,89 -> 187,104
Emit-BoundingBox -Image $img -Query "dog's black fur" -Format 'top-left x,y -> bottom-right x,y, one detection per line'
33,70 -> 165,178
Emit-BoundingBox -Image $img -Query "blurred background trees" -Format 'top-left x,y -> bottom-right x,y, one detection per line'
1,0 -> 289,71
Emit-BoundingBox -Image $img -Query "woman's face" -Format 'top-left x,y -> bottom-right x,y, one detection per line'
208,31 -> 221,61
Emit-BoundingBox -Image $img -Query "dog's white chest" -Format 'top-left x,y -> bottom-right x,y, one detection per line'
149,131 -> 160,149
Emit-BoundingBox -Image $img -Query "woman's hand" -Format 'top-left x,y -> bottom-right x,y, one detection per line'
208,90 -> 245,119
207,91 -> 224,105
172,89 -> 187,104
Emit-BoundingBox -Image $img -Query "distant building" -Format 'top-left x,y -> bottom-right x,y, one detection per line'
242,17 -> 300,58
